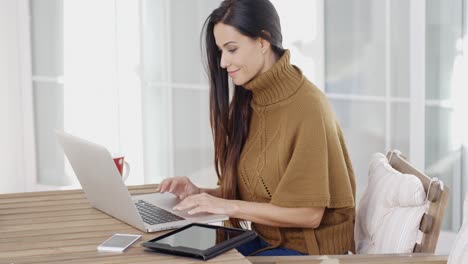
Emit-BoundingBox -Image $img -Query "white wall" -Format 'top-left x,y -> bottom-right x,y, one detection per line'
0,0 -> 35,194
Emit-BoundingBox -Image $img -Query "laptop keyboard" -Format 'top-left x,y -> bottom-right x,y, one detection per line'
134,200 -> 185,225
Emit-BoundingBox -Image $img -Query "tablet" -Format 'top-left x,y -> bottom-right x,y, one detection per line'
142,223 -> 257,260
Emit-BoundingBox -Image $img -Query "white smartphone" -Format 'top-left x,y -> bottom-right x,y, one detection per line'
97,234 -> 142,253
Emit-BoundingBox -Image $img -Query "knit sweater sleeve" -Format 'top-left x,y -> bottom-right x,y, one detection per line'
270,96 -> 355,209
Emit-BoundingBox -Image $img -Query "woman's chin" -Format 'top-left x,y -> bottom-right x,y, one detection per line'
232,77 -> 247,87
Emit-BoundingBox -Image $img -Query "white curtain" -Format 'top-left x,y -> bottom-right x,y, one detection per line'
0,0 -> 24,193
0,0 -> 35,194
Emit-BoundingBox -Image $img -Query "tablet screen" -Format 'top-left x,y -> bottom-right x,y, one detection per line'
154,225 -> 246,251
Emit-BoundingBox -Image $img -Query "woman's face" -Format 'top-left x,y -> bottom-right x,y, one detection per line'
213,23 -> 267,86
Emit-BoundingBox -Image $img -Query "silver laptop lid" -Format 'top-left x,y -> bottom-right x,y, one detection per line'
55,130 -> 146,231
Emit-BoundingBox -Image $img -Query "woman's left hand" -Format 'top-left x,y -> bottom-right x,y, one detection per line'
173,193 -> 238,216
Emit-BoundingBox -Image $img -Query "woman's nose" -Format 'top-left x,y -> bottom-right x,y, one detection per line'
220,53 -> 229,69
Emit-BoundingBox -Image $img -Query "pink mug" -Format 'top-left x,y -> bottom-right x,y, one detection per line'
112,155 -> 130,182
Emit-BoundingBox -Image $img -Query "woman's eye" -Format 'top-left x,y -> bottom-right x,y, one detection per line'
228,48 -> 237,53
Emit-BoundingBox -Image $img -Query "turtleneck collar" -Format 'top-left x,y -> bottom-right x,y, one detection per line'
243,49 -> 304,106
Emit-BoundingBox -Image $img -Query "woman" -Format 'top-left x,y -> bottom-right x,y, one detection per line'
157,0 -> 356,256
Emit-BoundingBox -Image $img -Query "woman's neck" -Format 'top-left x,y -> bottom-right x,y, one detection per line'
259,49 -> 279,75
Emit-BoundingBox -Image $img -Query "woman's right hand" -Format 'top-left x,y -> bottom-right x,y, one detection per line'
157,176 -> 201,200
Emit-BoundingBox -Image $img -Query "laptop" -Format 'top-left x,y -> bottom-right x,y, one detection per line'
55,130 -> 228,232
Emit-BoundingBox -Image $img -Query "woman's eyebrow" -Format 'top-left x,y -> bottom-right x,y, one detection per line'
222,41 -> 237,47
216,41 -> 238,49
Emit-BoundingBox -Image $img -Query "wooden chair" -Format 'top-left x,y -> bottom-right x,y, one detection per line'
386,149 -> 450,253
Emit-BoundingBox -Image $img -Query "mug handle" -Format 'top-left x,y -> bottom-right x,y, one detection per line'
122,161 -> 131,182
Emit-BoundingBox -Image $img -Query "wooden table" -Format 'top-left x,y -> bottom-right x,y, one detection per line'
0,184 -> 251,264
248,254 -> 448,264
0,184 -> 448,264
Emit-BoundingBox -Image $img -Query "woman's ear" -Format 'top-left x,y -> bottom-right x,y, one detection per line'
260,30 -> 272,54
259,38 -> 271,54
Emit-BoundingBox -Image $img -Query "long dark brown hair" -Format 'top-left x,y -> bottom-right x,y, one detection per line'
201,0 -> 284,228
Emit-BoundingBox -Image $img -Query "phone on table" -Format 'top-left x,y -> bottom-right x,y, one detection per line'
97,234 -> 142,253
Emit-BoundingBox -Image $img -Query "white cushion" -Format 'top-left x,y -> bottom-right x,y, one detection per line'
448,192 -> 468,264
355,153 -> 427,254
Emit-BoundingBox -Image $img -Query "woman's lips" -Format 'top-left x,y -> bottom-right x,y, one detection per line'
228,69 -> 239,77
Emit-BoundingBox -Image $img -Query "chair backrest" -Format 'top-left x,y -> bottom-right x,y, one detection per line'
386,150 -> 450,253
356,152 -> 427,254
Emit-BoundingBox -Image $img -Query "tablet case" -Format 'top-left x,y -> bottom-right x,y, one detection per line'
142,223 -> 257,260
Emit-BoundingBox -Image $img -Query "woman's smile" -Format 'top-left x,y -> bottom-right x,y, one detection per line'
228,69 -> 240,77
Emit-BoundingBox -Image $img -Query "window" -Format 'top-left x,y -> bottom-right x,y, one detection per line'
31,0 -> 144,189
324,0 -> 468,232
28,0 -> 467,235
29,0 -> 222,191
